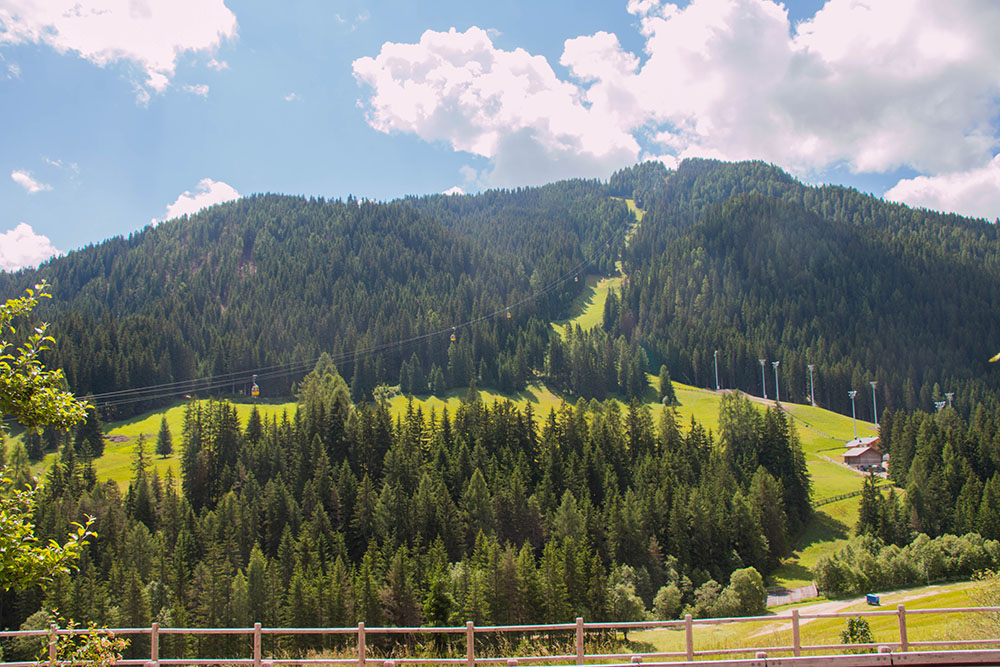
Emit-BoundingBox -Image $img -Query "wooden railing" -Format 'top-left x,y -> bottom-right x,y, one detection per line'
1,604 -> 999,667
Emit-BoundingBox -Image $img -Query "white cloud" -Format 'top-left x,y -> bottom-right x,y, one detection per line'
154,178 -> 240,223
623,0 -> 1000,175
10,169 -> 52,194
44,157 -> 80,174
626,0 -> 661,17
354,0 -> 1000,214
0,0 -> 237,102
885,156 -> 1000,220
284,92 -> 300,102
459,165 -> 478,183
183,83 -> 210,97
207,58 -> 229,71
0,52 -> 15,79
0,222 -> 61,271
353,26 -> 639,187
335,11 -> 369,32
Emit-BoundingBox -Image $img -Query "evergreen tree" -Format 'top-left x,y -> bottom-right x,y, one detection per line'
659,365 -> 677,405
74,406 -> 105,458
157,417 -> 174,458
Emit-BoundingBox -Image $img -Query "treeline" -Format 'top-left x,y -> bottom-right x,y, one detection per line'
619,158 -> 1000,419
0,185 -> 632,419
0,361 -> 809,649
815,532 -> 1000,598
875,404 -> 1000,540
830,401 -> 1000,598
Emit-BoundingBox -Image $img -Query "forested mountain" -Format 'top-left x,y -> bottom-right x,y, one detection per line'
4,157 -> 1000,645
0,187 -> 632,417
615,159 -> 1000,418
3,157 -> 999,421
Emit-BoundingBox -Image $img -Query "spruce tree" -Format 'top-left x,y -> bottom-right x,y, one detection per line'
659,364 -> 677,405
156,417 -> 173,457
74,406 -> 105,458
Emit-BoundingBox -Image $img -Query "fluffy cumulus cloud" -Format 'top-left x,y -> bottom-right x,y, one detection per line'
155,178 -> 240,223
0,222 -> 60,271
10,169 -> 51,193
353,26 -> 639,187
885,156 -> 1000,221
354,0 -> 1000,216
0,0 -> 237,101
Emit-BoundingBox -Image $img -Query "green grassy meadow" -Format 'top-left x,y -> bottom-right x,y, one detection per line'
630,580 -> 989,658
32,399 -> 298,485
551,275 -> 623,337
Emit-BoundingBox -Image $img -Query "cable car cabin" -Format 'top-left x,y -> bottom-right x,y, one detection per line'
450,328 -> 457,342
251,383 -> 260,397
506,309 -> 512,319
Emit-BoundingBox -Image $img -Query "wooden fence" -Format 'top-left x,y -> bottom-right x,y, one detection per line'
1,604 -> 998,667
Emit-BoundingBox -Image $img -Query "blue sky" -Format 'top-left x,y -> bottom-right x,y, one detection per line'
2,0 -> 999,271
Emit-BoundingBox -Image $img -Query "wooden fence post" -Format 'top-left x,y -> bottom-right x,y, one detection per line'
150,621 -> 159,665
253,623 -> 262,667
358,622 -> 366,667
684,614 -> 694,662
575,617 -> 584,665
48,623 -> 58,667
897,604 -> 908,652
791,609 -> 800,656
466,621 -> 475,667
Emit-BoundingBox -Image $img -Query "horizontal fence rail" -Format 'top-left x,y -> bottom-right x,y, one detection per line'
1,605 -> 999,667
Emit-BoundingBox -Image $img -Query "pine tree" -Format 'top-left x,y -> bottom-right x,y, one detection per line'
157,417 -> 173,457
74,406 -> 105,458
856,473 -> 881,536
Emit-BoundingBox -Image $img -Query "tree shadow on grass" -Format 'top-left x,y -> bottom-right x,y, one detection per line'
772,511 -> 850,585
551,277 -> 599,328
773,561 -> 814,586
797,509 -> 850,550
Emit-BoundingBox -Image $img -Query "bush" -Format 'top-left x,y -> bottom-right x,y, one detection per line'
685,567 -> 767,618
816,533 -> 1000,598
728,567 -> 766,615
653,583 -> 682,620
840,617 -> 874,653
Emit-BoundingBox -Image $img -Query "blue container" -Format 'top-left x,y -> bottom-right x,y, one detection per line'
866,594 -> 880,606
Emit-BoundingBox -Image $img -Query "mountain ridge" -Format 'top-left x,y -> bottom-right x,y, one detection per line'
2,158 -> 998,420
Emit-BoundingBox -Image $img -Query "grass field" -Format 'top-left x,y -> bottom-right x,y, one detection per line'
551,275 -> 623,337
387,383 -> 566,422
630,579 -> 990,657
32,399 -> 298,485
624,198 -> 645,223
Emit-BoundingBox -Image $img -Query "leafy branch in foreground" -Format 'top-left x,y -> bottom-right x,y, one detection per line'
0,468 -> 96,592
35,618 -> 129,667
0,281 -> 89,432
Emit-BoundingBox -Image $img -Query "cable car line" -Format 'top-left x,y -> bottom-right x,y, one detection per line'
68,224 -> 628,412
